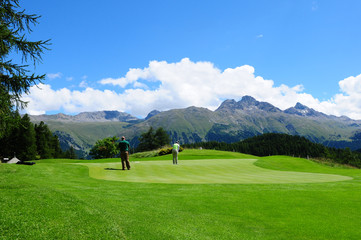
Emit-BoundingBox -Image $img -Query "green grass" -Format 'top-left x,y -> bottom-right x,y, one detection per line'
79,159 -> 351,184
1,149 -> 361,239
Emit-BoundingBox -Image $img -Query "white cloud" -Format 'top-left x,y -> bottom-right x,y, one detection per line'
47,72 -> 62,80
99,68 -> 152,88
133,81 -> 148,89
22,84 -> 126,115
79,80 -> 88,88
326,73 -> 361,119
339,74 -> 361,95
99,77 -> 129,88
22,84 -> 71,115
23,58 -> 361,119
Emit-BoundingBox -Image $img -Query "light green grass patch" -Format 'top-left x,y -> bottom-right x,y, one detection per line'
77,159 -> 352,184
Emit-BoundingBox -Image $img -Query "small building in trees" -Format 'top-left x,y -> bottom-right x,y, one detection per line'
7,156 -> 20,164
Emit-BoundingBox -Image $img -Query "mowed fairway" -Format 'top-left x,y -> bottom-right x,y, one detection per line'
79,159 -> 352,184
1,149 -> 361,239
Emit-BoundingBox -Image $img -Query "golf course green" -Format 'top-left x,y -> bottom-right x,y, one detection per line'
79,159 -> 352,184
1,149 -> 361,239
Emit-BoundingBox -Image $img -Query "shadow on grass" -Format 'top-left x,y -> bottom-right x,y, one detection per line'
104,168 -> 123,171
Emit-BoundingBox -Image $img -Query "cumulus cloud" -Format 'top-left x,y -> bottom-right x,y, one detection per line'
99,77 -> 129,88
98,58 -> 307,113
22,58 -> 361,119
339,74 -> 361,95
328,74 -> 361,119
22,84 -> 126,115
99,68 -> 152,88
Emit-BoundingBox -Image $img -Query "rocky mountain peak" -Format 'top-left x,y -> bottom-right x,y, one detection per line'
239,95 -> 257,105
215,99 -> 237,111
284,103 -> 325,118
145,110 -> 161,120
216,96 -> 281,113
238,96 -> 281,112
294,102 -> 308,110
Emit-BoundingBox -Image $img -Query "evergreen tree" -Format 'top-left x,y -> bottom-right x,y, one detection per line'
0,0 -> 50,138
137,127 -> 171,152
35,121 -> 52,159
0,113 -> 63,160
0,110 -> 21,158
51,135 -> 63,158
64,146 -> 77,159
137,127 -> 157,152
154,127 -> 170,147
15,114 -> 37,160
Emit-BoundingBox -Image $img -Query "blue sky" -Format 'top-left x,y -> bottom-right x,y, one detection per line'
19,0 -> 361,119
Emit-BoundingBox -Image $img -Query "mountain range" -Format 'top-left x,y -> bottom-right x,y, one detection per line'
29,96 -> 361,157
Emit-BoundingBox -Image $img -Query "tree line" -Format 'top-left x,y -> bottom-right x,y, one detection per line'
0,112 -> 77,160
90,127 -> 170,159
184,133 -> 361,168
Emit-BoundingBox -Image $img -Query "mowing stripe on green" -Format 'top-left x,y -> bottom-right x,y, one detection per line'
76,159 -> 352,184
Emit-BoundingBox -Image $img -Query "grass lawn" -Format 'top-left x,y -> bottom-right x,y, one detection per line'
1,149 -> 361,239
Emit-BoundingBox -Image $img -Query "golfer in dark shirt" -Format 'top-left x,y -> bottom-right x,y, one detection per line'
119,136 -> 131,170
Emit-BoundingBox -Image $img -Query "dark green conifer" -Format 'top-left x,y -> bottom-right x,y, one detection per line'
137,127 -> 171,152
16,114 -> 37,160
34,121 -> 52,159
0,0 -> 50,138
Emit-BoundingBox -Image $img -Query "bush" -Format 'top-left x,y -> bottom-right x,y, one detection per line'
131,150 -> 159,158
158,148 -> 172,156
132,147 -> 184,158
158,147 -> 184,156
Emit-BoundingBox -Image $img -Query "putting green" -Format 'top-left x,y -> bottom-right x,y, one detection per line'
76,159 -> 352,184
